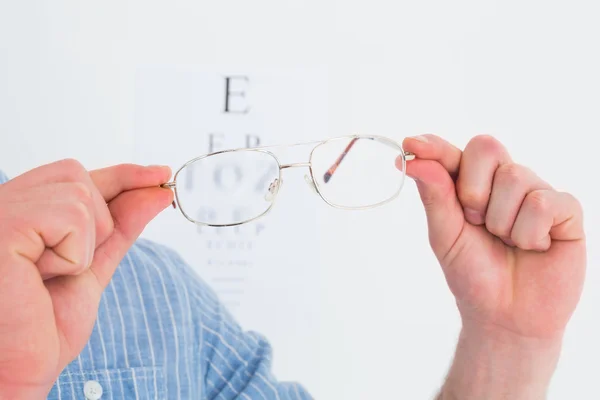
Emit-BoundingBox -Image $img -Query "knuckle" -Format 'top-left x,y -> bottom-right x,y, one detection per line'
525,190 -> 550,214
564,191 -> 583,213
70,200 -> 93,223
468,134 -> 503,153
457,186 -> 487,209
484,206 -> 511,237
494,163 -> 527,186
58,158 -> 87,180
59,158 -> 85,171
70,182 -> 93,202
123,164 -> 145,182
113,163 -> 136,175
464,135 -> 510,163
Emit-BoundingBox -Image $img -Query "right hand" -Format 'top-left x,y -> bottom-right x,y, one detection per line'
0,159 -> 173,399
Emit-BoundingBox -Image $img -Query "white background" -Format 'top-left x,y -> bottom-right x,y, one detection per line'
1,1 -> 599,399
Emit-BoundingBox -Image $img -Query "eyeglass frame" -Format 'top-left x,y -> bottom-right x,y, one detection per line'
160,134 -> 416,227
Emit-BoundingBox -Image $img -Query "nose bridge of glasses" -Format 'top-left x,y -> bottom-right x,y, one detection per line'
279,162 -> 311,170
276,162 -> 318,193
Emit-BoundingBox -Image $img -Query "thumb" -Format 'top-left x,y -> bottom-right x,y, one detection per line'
90,186 -> 173,288
400,135 -> 465,261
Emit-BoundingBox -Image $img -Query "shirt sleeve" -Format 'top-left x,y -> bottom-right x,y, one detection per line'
149,241 -> 313,400
0,170 -> 9,184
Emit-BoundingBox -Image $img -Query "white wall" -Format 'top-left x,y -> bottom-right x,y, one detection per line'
1,1 -> 599,399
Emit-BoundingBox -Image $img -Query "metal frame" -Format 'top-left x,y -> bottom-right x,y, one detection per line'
160,134 -> 415,227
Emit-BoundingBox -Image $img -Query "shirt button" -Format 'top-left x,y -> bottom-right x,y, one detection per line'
83,380 -> 103,400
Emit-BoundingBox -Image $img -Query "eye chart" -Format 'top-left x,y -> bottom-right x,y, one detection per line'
133,65 -> 328,393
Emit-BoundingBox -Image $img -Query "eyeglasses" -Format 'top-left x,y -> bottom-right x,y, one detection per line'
160,134 -> 415,227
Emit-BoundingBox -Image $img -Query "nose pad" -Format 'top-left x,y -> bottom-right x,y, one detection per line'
264,178 -> 282,202
304,174 -> 318,194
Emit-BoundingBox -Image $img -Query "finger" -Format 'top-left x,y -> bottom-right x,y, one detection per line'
89,164 -> 172,203
36,185 -> 98,279
39,201 -> 95,278
87,164 -> 171,248
10,161 -> 171,249
511,189 -> 584,251
89,186 -> 173,288
456,135 -> 512,225
38,241 -> 94,280
88,163 -> 171,247
4,159 -> 114,249
485,164 -> 552,245
402,134 -> 462,179
397,135 -> 465,260
8,195 -> 96,278
4,182 -> 103,276
3,159 -> 89,191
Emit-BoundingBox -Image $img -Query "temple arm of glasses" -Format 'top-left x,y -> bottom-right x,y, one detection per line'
322,137 -> 416,183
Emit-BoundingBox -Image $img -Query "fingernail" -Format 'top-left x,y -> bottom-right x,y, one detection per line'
410,135 -> 429,143
464,208 -> 484,224
395,156 -> 405,170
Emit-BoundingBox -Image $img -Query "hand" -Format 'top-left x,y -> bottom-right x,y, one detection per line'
0,159 -> 173,399
401,135 -> 586,399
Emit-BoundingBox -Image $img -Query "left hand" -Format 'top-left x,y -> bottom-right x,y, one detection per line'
400,134 -> 586,397
401,134 -> 586,340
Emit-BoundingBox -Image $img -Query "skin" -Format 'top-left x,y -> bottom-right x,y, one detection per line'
0,159 -> 174,399
0,134 -> 586,399
400,134 -> 586,399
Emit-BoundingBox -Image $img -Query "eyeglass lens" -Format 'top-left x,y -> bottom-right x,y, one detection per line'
310,137 -> 406,208
175,150 -> 280,226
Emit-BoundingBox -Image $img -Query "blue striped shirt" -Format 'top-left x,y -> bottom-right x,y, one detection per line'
0,171 -> 312,400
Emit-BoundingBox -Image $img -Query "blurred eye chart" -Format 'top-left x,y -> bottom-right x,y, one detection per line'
133,66 -> 328,392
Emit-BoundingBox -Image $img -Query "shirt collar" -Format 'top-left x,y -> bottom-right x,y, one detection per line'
0,170 -> 8,184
